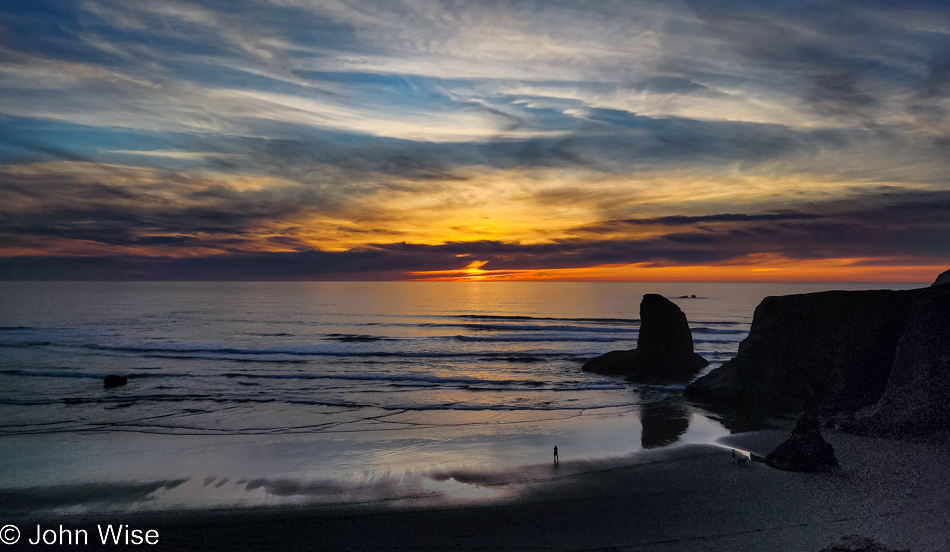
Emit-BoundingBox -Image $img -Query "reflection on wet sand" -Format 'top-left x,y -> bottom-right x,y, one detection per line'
640,399 -> 690,449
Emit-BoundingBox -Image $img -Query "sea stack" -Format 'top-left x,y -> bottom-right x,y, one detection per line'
582,294 -> 708,382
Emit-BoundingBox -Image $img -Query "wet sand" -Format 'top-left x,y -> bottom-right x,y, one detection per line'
12,427 -> 950,551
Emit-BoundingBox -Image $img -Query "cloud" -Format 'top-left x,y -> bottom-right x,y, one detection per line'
3,186 -> 949,280
618,213 -> 822,225
0,159 -> 338,256
572,212 -> 822,234
1,0 -> 949,279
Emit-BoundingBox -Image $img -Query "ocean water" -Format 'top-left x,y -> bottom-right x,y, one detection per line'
0,281 -> 923,513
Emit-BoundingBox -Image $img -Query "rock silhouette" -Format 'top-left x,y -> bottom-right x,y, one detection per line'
582,294 -> 708,382
684,287 -> 936,412
104,375 -> 128,388
933,268 -> 950,287
684,273 -> 950,439
764,413 -> 840,472
817,535 -> 909,552
846,288 -> 950,438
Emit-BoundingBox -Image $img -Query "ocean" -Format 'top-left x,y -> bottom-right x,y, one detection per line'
0,281 -> 924,514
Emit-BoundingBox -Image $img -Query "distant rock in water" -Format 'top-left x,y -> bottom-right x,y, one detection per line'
934,268 -> 950,287
846,287 -> 950,439
103,375 -> 128,388
684,287 -> 936,412
582,294 -> 708,382
764,413 -> 840,472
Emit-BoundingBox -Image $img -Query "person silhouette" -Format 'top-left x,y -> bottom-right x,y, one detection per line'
553,445 -> 559,464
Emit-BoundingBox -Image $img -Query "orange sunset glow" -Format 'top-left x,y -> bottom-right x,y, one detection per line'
411,257 -> 944,283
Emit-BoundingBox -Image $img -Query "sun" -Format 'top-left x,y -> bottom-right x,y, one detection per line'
461,260 -> 490,281
410,260 -> 498,281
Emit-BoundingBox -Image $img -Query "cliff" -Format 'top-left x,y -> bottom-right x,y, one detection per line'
684,285 -> 948,419
845,288 -> 950,438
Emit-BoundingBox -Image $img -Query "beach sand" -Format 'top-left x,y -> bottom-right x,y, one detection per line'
11,424 -> 949,552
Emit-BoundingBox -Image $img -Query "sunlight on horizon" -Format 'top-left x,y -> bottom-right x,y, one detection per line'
409,257 -> 941,283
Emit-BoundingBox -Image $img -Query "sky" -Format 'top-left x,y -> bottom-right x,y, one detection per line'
1,0 -> 949,281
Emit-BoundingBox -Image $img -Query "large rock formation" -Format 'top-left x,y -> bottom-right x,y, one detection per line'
684,273 -> 950,438
846,289 -> 950,438
764,413 -> 840,472
582,294 -> 708,382
684,287 -> 935,412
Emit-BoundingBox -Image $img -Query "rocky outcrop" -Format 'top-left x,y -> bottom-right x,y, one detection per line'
582,294 -> 707,382
104,375 -> 128,388
846,288 -> 950,438
684,287 -> 936,412
934,268 -> 950,287
684,272 -> 950,439
764,413 -> 839,472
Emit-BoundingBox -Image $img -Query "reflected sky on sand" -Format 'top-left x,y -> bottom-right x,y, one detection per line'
0,399 -> 728,514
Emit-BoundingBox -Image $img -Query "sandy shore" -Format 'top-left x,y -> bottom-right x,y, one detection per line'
9,426 -> 950,552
